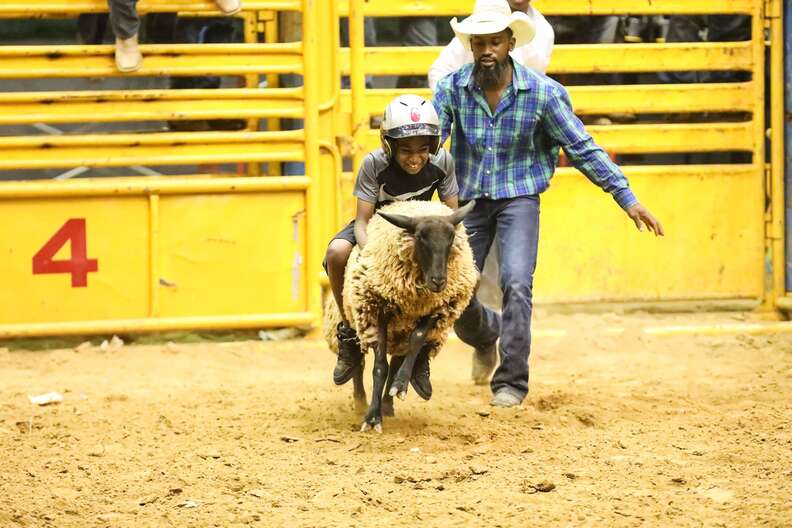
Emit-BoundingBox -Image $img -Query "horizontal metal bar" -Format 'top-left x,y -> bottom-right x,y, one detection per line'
0,312 -> 315,338
338,0 -> 760,16
342,83 -> 755,117
0,90 -> 305,125
0,131 -> 307,169
0,175 -> 311,198
0,0 -> 302,15
0,87 -> 304,103
360,122 -> 755,155
339,42 -> 754,75
0,130 -> 303,148
0,43 -> 303,78
0,144 -> 305,170
555,163 -> 757,178
0,42 -> 301,57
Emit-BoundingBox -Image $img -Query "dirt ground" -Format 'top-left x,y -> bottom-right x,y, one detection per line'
1,312 -> 791,527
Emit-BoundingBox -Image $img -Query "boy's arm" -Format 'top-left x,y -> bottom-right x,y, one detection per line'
443,195 -> 459,210
541,84 -> 664,236
436,149 -> 459,209
354,199 -> 375,249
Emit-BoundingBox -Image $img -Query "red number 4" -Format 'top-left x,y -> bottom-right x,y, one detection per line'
32,218 -> 98,288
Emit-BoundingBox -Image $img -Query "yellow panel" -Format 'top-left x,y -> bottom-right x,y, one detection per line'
157,192 -> 307,316
338,0 -> 759,16
0,197 -> 149,323
0,43 -> 303,79
0,0 -> 302,15
534,165 -> 764,302
341,83 -> 755,118
359,122 -> 754,155
338,42 -> 753,76
0,89 -> 304,125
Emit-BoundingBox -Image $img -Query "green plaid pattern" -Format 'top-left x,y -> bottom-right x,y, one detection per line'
432,61 -> 637,209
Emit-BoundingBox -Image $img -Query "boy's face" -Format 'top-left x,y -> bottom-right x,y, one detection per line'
394,136 -> 432,175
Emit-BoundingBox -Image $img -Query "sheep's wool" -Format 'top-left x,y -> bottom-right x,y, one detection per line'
323,201 -> 478,358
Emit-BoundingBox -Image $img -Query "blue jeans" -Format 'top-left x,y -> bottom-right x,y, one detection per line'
453,196 -> 540,400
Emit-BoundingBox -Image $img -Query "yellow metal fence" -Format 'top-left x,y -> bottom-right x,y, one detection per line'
340,0 -> 776,305
0,0 -> 340,337
0,0 -> 785,337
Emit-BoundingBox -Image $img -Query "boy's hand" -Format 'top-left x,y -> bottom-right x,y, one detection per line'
626,203 -> 664,236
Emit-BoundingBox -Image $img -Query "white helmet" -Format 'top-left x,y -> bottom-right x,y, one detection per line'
380,94 -> 441,159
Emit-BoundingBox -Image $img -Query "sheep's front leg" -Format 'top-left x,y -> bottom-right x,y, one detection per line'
361,313 -> 389,433
389,314 -> 440,400
352,355 -> 367,414
382,355 -> 404,417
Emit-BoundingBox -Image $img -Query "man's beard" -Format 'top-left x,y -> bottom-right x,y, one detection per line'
473,56 -> 509,90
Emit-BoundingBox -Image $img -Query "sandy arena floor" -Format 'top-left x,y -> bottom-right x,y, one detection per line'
1,312 -> 791,527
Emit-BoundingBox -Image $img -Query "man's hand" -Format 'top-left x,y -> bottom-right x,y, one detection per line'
626,203 -> 664,236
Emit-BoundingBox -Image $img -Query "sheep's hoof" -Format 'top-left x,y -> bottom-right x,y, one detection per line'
360,421 -> 383,434
360,411 -> 383,433
389,380 -> 409,398
381,398 -> 395,417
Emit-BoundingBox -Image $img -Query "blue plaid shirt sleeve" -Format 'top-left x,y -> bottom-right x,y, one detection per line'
542,83 -> 638,210
432,77 -> 455,144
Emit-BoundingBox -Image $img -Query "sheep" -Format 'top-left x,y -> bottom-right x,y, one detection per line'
323,199 -> 478,432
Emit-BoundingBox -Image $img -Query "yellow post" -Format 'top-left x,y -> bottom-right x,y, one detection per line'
242,10 -> 262,176
302,0 -> 323,326
349,0 -> 368,174
769,0 -> 786,305
751,5 -> 771,310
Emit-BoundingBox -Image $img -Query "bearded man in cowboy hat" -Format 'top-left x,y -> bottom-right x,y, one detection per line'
432,0 -> 664,407
428,0 -> 554,90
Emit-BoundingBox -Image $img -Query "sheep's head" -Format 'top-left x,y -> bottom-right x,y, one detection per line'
378,200 -> 475,293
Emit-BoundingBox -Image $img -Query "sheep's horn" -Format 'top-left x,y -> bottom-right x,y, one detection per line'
377,211 -> 418,233
448,199 -> 476,226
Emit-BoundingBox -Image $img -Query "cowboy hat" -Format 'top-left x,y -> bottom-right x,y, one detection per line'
450,0 -> 536,50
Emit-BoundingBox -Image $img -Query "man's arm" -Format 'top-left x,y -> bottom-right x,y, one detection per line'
432,79 -> 455,144
542,84 -> 664,236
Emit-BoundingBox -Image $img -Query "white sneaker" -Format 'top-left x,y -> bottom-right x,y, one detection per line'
490,390 -> 522,408
115,35 -> 142,73
215,0 -> 241,15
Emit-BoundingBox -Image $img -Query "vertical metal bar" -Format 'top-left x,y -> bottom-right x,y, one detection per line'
785,0 -> 792,292
242,10 -> 261,177
769,0 -> 786,301
265,10 -> 283,176
303,0 -> 322,326
753,5 -> 771,308
349,0 -> 367,174
148,193 -> 161,317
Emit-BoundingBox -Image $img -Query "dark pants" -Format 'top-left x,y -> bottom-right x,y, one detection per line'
108,0 -> 139,39
454,196 -> 540,400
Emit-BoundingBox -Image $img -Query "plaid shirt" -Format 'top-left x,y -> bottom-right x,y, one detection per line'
432,61 -> 637,209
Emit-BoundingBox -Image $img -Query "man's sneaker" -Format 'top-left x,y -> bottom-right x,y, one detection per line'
333,322 -> 362,385
490,389 -> 522,408
471,341 -> 497,385
410,348 -> 432,400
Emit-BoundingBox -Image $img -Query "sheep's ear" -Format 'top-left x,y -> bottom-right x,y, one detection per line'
378,211 -> 418,234
448,200 -> 475,226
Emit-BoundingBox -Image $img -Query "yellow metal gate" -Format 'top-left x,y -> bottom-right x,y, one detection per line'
0,0 -> 785,337
0,0 -> 341,337
338,0 -> 778,306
